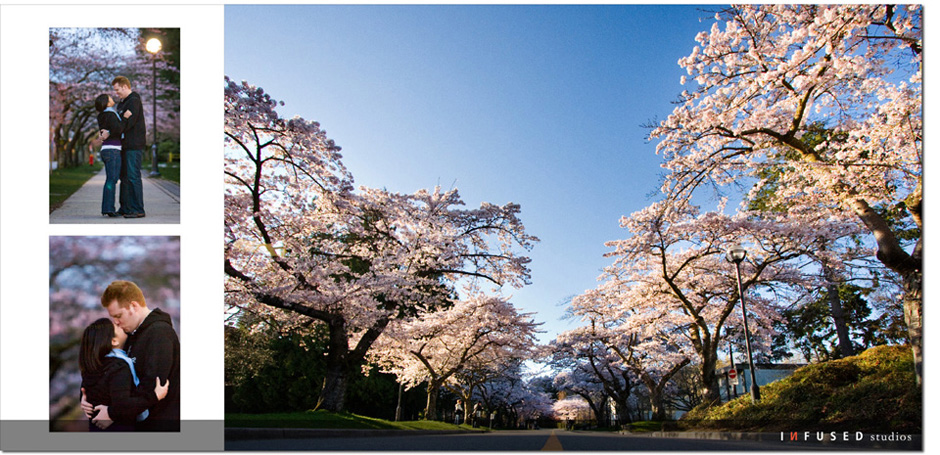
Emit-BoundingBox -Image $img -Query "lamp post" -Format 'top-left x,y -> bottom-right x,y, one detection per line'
145,37 -> 161,177
725,328 -> 737,400
726,245 -> 761,403
395,381 -> 403,421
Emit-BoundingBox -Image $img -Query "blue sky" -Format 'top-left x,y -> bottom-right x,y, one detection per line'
225,5 -> 723,342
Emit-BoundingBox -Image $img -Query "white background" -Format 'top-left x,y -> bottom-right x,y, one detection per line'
1,1 -> 936,452
1,4 -> 225,423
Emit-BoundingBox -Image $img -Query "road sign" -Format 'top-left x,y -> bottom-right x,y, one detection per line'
728,368 -> 739,385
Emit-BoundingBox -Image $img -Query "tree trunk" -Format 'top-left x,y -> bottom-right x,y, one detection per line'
849,196 -> 922,384
641,357 -> 689,420
456,385 -> 476,423
595,397 -> 609,424
316,319 -> 352,412
577,392 -> 604,424
699,350 -> 721,406
425,380 -> 442,420
649,392 -> 666,421
823,265 -> 854,358
613,400 -> 630,425
317,361 -> 349,412
903,271 -> 923,385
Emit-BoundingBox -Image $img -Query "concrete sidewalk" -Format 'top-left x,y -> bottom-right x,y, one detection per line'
50,168 -> 180,224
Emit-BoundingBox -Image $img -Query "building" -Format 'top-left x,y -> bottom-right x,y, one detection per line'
717,363 -> 806,402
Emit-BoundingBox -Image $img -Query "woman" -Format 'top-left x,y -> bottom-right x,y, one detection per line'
79,318 -> 168,431
88,94 -> 127,217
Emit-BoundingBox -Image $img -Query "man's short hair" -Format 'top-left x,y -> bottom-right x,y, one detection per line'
101,280 -> 147,308
112,76 -> 131,89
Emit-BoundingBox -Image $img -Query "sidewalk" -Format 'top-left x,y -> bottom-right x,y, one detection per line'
50,168 -> 180,224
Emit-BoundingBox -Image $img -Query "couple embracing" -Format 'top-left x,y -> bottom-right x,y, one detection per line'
88,76 -> 147,219
78,280 -> 180,432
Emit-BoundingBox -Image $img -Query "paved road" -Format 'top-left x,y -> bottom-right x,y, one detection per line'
226,429 -> 904,451
50,168 -> 180,224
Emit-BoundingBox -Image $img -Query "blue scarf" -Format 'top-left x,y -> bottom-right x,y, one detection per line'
106,349 -> 149,421
103,106 -> 123,141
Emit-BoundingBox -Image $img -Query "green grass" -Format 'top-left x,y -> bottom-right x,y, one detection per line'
154,161 -> 180,184
49,162 -> 104,212
226,410 -> 482,431
680,345 -> 921,433
625,421 -> 670,432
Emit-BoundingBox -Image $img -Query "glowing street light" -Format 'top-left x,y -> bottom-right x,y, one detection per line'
146,37 -> 161,177
146,37 -> 162,54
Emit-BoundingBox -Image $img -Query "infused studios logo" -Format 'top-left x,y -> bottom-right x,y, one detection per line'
780,431 -> 914,443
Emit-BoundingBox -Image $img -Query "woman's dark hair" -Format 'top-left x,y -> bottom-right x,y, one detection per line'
94,94 -> 110,113
79,318 -> 114,376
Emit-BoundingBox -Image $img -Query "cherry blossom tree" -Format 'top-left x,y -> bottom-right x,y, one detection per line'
552,368 -> 609,424
370,292 -> 540,420
50,28 -> 179,168
223,78 -> 537,412
552,396 -> 593,424
557,315 -> 690,422
651,4 -> 922,382
449,347 -> 513,424
50,28 -> 133,168
500,379 -> 554,428
600,199 -> 861,405
550,326 -> 634,423
474,365 -> 553,428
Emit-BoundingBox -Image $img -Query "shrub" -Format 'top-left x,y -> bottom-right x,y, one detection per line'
680,346 -> 920,433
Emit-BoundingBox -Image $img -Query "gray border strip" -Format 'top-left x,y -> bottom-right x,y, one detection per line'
0,421 -> 223,452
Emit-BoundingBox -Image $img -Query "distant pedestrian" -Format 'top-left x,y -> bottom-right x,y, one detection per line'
472,402 -> 482,428
454,400 -> 464,425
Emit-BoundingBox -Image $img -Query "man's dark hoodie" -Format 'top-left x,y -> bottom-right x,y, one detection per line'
123,308 -> 180,431
117,91 -> 146,151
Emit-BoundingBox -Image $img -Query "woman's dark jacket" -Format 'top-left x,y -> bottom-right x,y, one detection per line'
80,356 -> 150,432
96,109 -> 124,149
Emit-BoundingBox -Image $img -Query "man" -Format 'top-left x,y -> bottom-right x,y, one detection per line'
82,280 -> 180,431
113,76 -> 146,218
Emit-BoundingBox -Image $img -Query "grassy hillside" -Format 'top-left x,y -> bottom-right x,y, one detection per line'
680,345 -> 921,433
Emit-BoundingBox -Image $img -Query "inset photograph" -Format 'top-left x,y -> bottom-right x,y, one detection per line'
49,28 -> 180,224
49,236 -> 181,432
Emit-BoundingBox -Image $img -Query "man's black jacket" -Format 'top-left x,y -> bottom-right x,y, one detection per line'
117,91 -> 147,150
124,308 -> 180,431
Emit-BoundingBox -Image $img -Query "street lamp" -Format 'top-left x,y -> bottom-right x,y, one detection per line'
726,244 -> 761,403
395,381 -> 403,422
146,37 -> 161,177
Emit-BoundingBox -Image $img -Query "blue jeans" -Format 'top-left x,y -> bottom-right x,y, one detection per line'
100,149 -> 121,214
121,149 -> 145,214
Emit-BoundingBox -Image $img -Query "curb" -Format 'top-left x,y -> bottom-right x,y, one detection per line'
148,176 -> 181,202
226,428 -> 485,441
